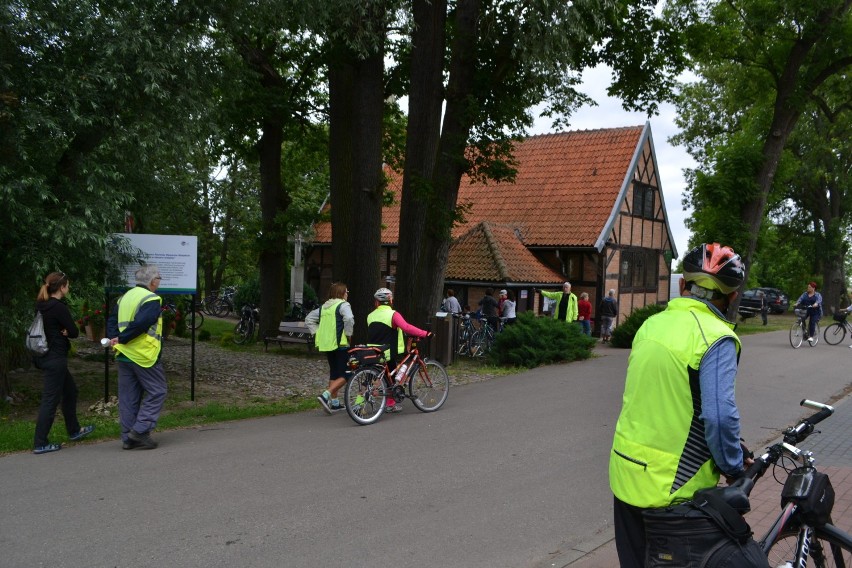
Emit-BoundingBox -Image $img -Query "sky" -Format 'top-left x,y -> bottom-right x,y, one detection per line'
527,64 -> 696,270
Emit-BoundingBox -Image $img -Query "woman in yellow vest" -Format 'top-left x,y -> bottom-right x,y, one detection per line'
608,243 -> 751,567
305,282 -> 354,414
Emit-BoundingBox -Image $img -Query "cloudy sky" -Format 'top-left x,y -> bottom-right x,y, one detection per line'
528,64 -> 696,269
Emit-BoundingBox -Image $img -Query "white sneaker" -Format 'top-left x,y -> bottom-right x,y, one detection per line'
848,345 -> 852,349
807,337 -> 815,344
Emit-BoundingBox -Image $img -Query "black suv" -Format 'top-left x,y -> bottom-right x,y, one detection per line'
738,287 -> 789,318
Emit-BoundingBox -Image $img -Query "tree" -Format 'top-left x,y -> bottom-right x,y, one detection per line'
666,0 -> 852,308
394,0 -> 685,327
0,0 -> 213,398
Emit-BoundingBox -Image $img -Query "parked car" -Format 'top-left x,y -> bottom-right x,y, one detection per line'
738,287 -> 789,319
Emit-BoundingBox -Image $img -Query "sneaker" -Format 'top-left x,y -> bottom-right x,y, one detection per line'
807,337 -> 816,344
385,404 -> 403,413
128,429 -> 158,450
122,439 -> 142,450
69,425 -> 95,441
317,392 -> 333,415
33,443 -> 62,455
329,401 -> 345,412
848,344 -> 852,349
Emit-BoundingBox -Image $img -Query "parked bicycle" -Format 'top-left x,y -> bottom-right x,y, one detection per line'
211,286 -> 237,318
790,307 -> 820,348
823,310 -> 852,346
744,399 -> 852,566
232,303 -> 260,344
342,337 -> 449,426
162,299 -> 204,331
470,317 -> 503,357
285,299 -> 318,321
454,312 -> 480,356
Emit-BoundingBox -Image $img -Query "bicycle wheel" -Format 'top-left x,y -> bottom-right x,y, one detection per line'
409,359 -> 449,412
457,328 -> 471,356
469,331 -> 485,357
824,323 -> 847,346
790,322 -> 804,348
232,318 -> 251,344
189,309 -> 204,330
344,367 -> 387,425
215,299 -> 234,317
767,525 -> 852,567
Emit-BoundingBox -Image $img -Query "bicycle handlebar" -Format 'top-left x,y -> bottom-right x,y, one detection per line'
743,399 -> 835,489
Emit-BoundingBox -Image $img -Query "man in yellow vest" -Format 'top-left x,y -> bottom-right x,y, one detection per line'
609,243 -> 751,567
106,265 -> 167,450
305,282 -> 354,413
540,282 -> 578,326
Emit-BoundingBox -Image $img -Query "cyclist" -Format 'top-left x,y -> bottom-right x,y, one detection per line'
367,288 -> 431,413
794,281 -> 823,345
305,282 -> 354,414
609,243 -> 751,567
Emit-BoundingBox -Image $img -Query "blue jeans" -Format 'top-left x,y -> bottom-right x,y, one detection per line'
806,311 -> 821,339
34,354 -> 81,447
579,320 -> 591,335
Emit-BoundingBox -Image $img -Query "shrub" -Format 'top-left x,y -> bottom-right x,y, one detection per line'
487,312 -> 596,368
198,329 -> 211,342
610,303 -> 667,348
234,275 -> 260,308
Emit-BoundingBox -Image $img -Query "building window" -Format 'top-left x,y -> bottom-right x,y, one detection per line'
620,249 -> 659,292
632,183 -> 656,219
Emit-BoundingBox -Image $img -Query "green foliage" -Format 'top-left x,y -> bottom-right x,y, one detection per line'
198,329 -> 212,342
487,312 -> 596,368
233,274 -> 261,308
610,303 -> 667,348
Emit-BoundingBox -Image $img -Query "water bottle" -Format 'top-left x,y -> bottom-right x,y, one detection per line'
100,338 -> 111,348
395,363 -> 408,382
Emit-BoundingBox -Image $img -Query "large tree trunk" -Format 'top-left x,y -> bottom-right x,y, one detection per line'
328,27 -> 386,342
396,0 -> 480,328
257,114 -> 290,337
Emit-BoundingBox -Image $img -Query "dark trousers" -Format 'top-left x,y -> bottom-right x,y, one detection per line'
34,354 -> 80,447
117,361 -> 167,441
614,495 -> 647,568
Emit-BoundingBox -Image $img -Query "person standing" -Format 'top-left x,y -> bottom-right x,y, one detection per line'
441,289 -> 462,314
367,288 -> 431,413
540,282 -> 578,327
33,272 -> 95,454
501,290 -> 517,325
795,282 -> 822,345
758,290 -> 768,326
608,243 -> 751,567
305,282 -> 354,414
577,292 -> 592,335
598,289 -> 618,343
478,288 -> 500,331
106,265 -> 167,450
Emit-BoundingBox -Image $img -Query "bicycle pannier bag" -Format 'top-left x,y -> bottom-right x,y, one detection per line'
643,493 -> 769,567
347,345 -> 385,368
781,466 -> 835,526
26,311 -> 49,357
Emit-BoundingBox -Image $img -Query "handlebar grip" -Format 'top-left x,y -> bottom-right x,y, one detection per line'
744,457 -> 769,482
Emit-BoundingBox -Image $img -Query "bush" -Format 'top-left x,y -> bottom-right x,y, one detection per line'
198,329 -> 211,342
610,303 -> 667,348
233,274 -> 260,308
487,312 -> 596,368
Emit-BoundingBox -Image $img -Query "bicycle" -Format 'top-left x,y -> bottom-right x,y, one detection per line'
744,399 -> 852,566
162,299 -> 204,331
285,299 -> 318,321
211,286 -> 237,318
232,303 -> 259,344
470,317 -> 502,357
823,311 -> 852,346
790,308 -> 820,348
454,312 -> 480,356
342,336 -> 449,426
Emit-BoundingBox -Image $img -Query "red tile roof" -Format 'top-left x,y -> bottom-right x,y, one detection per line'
313,125 -> 647,248
445,222 -> 565,284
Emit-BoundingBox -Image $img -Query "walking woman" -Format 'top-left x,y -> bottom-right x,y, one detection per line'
33,272 -> 95,454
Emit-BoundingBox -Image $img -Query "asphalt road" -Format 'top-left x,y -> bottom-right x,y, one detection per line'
2,329 -> 849,568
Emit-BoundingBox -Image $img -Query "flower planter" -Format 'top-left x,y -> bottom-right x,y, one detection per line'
85,323 -> 104,342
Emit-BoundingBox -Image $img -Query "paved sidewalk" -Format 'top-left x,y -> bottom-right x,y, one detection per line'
568,394 -> 852,566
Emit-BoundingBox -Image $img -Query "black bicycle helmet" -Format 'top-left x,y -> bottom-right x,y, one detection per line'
682,243 -> 745,294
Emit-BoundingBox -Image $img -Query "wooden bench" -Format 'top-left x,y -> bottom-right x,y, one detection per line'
263,321 -> 314,352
